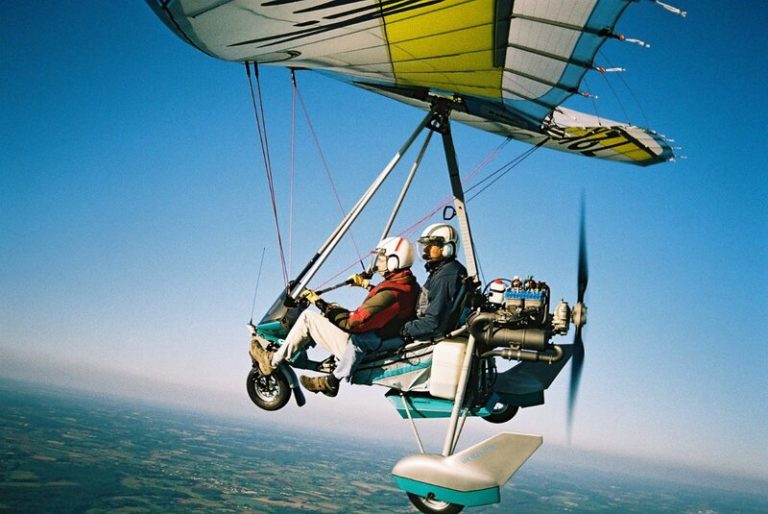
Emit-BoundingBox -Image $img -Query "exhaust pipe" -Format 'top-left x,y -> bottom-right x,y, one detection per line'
470,312 -> 564,363
481,345 -> 563,363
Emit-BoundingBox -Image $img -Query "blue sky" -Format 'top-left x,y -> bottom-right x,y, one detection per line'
2,1 -> 766,483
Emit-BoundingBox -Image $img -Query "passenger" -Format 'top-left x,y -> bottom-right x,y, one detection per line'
329,223 -> 469,386
401,223 -> 467,341
250,237 -> 420,397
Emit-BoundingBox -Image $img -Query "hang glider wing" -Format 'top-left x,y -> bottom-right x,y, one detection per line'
148,0 -> 673,165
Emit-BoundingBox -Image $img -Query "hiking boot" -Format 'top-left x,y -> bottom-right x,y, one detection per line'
300,374 -> 340,397
249,336 -> 275,376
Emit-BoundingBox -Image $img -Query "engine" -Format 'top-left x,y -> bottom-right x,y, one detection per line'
486,277 -> 549,325
470,276 -> 573,363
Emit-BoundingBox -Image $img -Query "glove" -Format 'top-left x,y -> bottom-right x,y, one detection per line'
400,325 -> 414,344
300,288 -> 321,305
347,273 -> 370,289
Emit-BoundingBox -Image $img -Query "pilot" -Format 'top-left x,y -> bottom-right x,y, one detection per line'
401,223 -> 468,341
251,237 -> 420,397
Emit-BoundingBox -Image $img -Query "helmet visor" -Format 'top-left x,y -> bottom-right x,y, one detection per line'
417,235 -> 445,247
369,247 -> 388,274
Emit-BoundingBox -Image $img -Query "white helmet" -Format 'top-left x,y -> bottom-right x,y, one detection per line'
373,236 -> 414,275
418,223 -> 458,259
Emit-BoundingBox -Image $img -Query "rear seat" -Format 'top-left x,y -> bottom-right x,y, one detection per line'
358,279 -> 475,365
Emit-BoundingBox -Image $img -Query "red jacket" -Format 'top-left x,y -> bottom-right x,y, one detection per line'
324,269 -> 420,339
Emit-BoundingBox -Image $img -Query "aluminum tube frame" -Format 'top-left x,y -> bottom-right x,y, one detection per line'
441,333 -> 478,456
378,129 -> 434,244
290,110 -> 433,297
401,393 -> 426,454
440,121 -> 479,280
438,116 -> 480,456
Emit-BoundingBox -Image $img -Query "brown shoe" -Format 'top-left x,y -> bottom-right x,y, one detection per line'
249,337 -> 275,376
300,374 -> 340,397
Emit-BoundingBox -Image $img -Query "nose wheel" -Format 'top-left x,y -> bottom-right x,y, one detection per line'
246,367 -> 291,411
407,492 -> 464,514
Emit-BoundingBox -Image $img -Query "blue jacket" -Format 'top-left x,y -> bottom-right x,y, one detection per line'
402,258 -> 467,340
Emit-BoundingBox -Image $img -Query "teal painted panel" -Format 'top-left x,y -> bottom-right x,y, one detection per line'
367,361 -> 431,381
387,394 -> 493,419
393,476 -> 499,506
256,321 -> 287,340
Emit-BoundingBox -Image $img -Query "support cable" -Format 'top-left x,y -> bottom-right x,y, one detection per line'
289,108 -> 434,297
249,247 -> 267,323
245,63 -> 289,285
289,71 -> 297,276
465,140 -> 545,202
596,51 -> 632,125
582,76 -> 602,125
599,51 -> 650,128
320,137 -> 514,287
293,75 -> 366,269
399,137 -> 512,240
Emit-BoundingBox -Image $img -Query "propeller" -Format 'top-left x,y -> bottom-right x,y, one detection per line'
567,198 -> 588,440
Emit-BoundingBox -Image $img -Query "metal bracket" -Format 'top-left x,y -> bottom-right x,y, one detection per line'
426,96 -> 459,134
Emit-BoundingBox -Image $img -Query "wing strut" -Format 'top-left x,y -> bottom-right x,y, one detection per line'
288,109 -> 434,298
378,129 -> 433,245
428,99 -> 479,282
288,97 -> 482,335
424,98 -> 482,456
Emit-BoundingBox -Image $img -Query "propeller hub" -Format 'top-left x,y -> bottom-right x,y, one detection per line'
572,302 -> 588,328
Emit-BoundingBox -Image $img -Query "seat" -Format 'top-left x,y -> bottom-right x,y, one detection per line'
357,278 -> 476,366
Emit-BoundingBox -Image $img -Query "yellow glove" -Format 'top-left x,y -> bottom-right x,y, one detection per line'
300,288 -> 321,305
347,273 -> 370,289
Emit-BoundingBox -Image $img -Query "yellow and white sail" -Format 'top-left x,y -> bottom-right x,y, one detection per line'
148,0 -> 673,165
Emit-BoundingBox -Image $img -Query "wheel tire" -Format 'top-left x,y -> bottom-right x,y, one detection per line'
246,367 -> 291,411
482,402 -> 519,424
407,492 -> 464,514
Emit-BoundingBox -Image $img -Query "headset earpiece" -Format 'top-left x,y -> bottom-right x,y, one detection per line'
387,255 -> 399,272
441,242 -> 455,259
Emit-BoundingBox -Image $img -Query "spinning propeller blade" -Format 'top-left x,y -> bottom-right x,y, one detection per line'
568,199 -> 588,439
577,201 -> 589,305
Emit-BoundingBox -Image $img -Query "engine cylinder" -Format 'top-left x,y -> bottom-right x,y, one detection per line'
469,312 -> 549,350
477,327 -> 548,350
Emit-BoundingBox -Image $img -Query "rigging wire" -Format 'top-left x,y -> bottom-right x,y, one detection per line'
318,137 -> 534,288
245,63 -> 289,286
398,137 -> 512,240
316,257 -> 370,290
596,51 -> 632,124
292,74 -> 367,270
249,247 -> 267,323
582,76 -> 602,126
599,51 -> 651,128
465,139 -> 545,202
289,71 -> 297,276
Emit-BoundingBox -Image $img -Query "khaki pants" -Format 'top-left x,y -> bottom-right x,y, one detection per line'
273,310 -> 350,365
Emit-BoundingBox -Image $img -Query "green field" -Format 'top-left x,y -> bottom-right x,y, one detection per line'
1,379 -> 765,513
